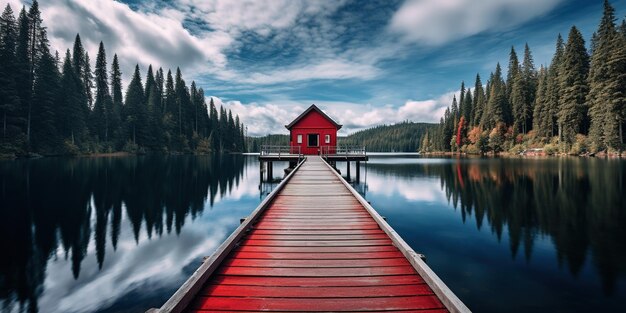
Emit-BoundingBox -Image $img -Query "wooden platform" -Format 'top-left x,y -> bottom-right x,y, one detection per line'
156,156 -> 470,313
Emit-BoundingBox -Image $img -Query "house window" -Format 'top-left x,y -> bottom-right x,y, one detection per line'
308,134 -> 319,147
325,134 -> 331,144
297,134 -> 302,144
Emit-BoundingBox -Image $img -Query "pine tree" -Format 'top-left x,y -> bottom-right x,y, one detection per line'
83,52 -> 93,109
190,81 -> 199,134
146,67 -> 162,150
0,5 -> 20,141
506,46 -> 520,103
93,42 -> 110,142
482,63 -> 506,129
123,65 -> 145,145
197,87 -> 209,138
472,74 -> 485,127
209,97 -> 218,149
547,34 -> 565,137
607,18 -> 626,148
450,94 -> 459,134
227,110 -> 235,151
25,0 -> 44,144
15,6 -> 30,132
30,29 -> 59,152
110,54 -> 122,146
174,67 -> 193,150
588,0 -> 618,151
235,114 -> 244,151
520,43 -> 537,133
510,67 -> 526,134
154,67 -> 163,101
462,89 -> 472,124
68,34 -> 89,142
145,65 -> 155,98
58,50 -> 88,146
71,34 -> 84,77
533,66 -> 550,138
443,98 -> 457,151
218,105 -> 228,151
458,81 -> 466,118
558,26 -> 590,148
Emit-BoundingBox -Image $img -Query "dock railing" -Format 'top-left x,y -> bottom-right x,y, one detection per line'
320,145 -> 367,157
260,145 -> 303,160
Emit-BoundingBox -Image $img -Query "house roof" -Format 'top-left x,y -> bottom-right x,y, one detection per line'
285,104 -> 343,130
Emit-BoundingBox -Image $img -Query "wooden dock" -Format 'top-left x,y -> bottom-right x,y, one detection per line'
155,156 -> 470,312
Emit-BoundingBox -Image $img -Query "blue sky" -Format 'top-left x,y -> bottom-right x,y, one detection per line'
4,0 -> 626,135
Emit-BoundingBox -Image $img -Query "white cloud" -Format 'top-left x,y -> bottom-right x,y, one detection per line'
390,0 -> 562,45
7,0 -> 377,85
177,0 -> 344,34
233,59 -> 380,84
216,90 -> 457,136
36,0 -> 223,81
211,97 -> 298,136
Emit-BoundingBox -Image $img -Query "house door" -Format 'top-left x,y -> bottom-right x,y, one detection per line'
308,134 -> 319,147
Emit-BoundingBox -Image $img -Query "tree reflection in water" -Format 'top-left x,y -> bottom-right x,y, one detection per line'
365,157 -> 625,296
0,155 -> 246,312
1,156 -> 624,312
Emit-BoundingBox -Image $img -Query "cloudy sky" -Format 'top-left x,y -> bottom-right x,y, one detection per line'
3,0 -> 626,135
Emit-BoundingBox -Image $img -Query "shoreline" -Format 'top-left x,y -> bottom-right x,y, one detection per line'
0,151 -> 245,161
421,151 -> 626,158
2,150 -> 625,161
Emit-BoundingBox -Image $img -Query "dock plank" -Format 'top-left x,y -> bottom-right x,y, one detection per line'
190,295 -> 446,311
199,284 -> 433,297
173,156 -> 455,313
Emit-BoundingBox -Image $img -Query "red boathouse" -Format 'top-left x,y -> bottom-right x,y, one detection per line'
286,104 -> 342,155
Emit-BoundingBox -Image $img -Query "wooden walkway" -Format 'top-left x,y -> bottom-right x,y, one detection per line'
157,156 -> 469,313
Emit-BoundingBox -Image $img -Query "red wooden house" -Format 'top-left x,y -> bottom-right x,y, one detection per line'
286,105 -> 342,155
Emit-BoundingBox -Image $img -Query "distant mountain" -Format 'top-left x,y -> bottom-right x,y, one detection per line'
339,122 -> 437,152
246,122 -> 437,153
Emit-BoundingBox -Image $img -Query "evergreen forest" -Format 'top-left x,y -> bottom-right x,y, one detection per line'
424,0 -> 626,155
339,122 -> 434,152
0,1 -> 246,157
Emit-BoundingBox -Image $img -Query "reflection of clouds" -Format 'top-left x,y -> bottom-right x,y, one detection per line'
40,210 -> 237,313
220,162 -> 262,201
367,174 -> 446,204
36,159 -> 263,313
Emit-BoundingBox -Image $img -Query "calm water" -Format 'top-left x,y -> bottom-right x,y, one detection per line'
1,155 -> 625,313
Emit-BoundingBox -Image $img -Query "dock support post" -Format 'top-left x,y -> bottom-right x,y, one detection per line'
346,161 -> 351,181
356,161 -> 360,182
260,161 -> 265,182
267,162 -> 273,181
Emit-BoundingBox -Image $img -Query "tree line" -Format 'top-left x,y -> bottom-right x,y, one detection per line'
423,0 -> 626,155
340,121 -> 434,152
245,122 -> 435,153
0,1 -> 245,157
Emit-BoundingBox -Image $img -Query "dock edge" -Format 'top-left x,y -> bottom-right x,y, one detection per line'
153,158 -> 307,313
320,158 -> 472,313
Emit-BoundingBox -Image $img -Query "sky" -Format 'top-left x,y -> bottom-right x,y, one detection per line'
3,0 -> 626,135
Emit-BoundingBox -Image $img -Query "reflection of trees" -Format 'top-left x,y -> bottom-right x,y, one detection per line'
368,158 -> 626,294
0,155 -> 245,312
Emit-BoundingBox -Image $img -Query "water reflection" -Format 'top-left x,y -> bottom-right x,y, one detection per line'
360,157 -> 625,313
1,156 -> 624,313
0,155 -> 253,313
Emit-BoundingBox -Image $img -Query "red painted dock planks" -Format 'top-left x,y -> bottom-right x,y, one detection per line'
183,157 -> 448,312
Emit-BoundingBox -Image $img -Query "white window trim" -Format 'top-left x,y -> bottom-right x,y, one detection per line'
297,134 -> 302,144
325,134 -> 331,144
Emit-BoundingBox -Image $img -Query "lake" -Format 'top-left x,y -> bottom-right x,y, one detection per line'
1,155 -> 624,313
